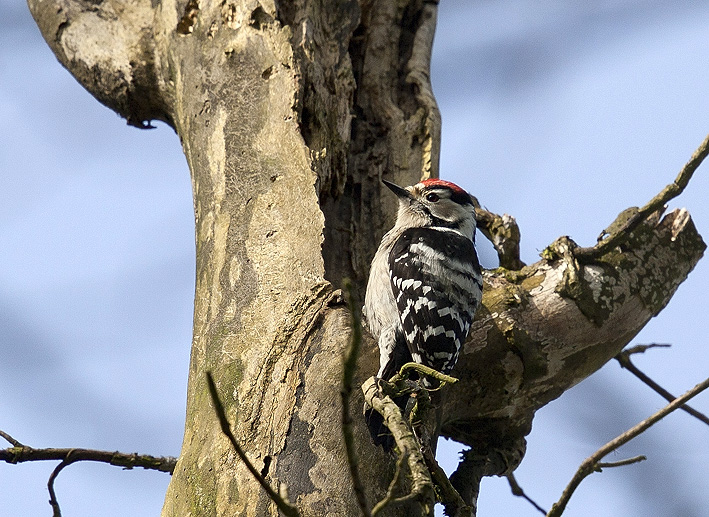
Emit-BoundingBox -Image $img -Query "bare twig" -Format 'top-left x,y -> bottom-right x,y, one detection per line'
362,377 -> 436,515
341,280 -> 372,517
547,377 -> 709,517
596,455 -> 646,469
616,344 -> 709,426
47,451 -> 79,517
0,434 -> 175,517
506,472 -> 546,515
389,362 -> 458,386
620,343 -> 671,354
0,430 -> 24,447
0,442 -> 176,472
205,371 -> 300,517
577,133 -> 709,260
371,452 -> 408,517
421,447 -> 472,517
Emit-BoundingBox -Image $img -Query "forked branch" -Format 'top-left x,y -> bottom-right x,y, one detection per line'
0,430 -> 176,516
547,377 -> 709,517
362,377 -> 436,515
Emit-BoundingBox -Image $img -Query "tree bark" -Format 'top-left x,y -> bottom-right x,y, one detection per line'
28,1 -> 705,516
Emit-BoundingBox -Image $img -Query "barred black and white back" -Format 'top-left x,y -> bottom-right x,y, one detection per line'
364,179 -> 483,385
388,226 -> 481,379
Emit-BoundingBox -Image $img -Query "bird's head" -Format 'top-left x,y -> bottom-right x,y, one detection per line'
383,178 -> 477,238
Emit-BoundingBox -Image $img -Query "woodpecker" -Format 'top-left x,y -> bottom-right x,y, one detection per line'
363,178 -> 482,444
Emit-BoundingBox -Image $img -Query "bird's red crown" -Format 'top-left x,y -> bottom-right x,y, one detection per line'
419,178 -> 467,196
418,178 -> 472,205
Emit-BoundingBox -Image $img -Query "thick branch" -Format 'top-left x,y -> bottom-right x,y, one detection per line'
441,139 -> 707,467
27,0 -> 171,127
449,438 -> 526,516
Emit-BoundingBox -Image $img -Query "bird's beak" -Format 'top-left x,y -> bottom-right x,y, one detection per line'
382,180 -> 414,201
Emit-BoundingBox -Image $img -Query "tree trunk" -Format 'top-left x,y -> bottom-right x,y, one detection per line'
28,1 -> 705,516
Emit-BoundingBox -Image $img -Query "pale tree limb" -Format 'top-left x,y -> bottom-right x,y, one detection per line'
341,281 -> 372,517
475,208 -> 525,270
205,372 -> 300,517
616,344 -> 709,426
547,377 -> 709,517
362,377 -> 436,515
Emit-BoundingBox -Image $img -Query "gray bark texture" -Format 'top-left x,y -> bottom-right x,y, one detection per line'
28,1 -> 705,516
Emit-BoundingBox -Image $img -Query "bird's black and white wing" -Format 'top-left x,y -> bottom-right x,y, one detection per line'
388,227 -> 482,375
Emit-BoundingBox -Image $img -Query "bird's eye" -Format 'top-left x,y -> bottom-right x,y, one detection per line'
426,193 -> 439,202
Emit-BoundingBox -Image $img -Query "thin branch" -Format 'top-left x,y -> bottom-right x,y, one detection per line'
577,133 -> 709,260
341,280 -> 372,517
362,377 -> 436,514
0,430 -> 24,447
371,452 -> 408,517
47,451 -> 79,517
506,473 -> 546,515
596,455 -> 646,469
616,344 -> 709,426
0,442 -> 176,473
547,376 -> 709,517
0,435 -> 175,516
620,343 -> 671,354
389,362 -> 458,386
205,372 -> 300,517
421,447 -> 472,517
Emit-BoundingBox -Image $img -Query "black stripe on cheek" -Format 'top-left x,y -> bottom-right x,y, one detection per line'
430,215 -> 459,229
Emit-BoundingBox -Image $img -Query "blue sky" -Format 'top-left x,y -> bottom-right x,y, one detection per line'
1,1 -> 708,516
